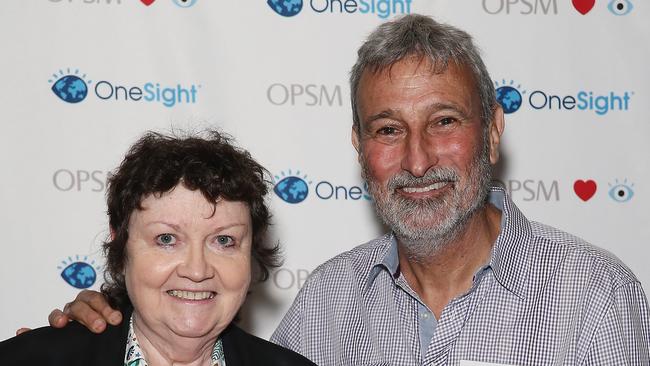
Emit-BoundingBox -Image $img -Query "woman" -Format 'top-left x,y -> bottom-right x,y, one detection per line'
0,131 -> 316,366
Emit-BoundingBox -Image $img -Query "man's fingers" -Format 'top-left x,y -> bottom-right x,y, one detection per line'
46,290 -> 120,333
103,307 -> 123,326
48,309 -> 70,328
75,289 -> 122,326
64,298 -> 107,333
15,327 -> 31,336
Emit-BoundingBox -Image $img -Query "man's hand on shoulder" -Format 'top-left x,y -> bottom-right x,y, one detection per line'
47,290 -> 122,333
15,327 -> 31,336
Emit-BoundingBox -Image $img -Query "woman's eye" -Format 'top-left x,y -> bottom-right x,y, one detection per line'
156,233 -> 177,246
215,235 -> 234,247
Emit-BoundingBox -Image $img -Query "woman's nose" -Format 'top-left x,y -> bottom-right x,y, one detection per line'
177,243 -> 214,282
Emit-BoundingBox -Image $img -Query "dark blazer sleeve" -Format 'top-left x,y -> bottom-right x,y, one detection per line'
0,319 -> 128,366
222,324 -> 317,366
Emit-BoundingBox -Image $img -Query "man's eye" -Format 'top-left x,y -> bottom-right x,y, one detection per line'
377,126 -> 398,135
215,235 -> 234,247
438,117 -> 456,126
156,233 -> 177,246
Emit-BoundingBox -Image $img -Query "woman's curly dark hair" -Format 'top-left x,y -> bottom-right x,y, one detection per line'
101,130 -> 280,308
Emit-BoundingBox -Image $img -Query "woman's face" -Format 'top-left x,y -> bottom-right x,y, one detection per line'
124,184 -> 252,340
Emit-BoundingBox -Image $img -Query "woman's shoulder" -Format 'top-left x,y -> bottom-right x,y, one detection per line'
222,324 -> 317,366
0,321 -> 127,365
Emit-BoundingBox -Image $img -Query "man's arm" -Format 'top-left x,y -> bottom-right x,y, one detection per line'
270,292 -> 303,352
270,277 -> 308,353
584,281 -> 650,364
47,290 -> 123,333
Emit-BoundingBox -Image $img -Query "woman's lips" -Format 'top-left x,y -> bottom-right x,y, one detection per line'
166,290 -> 216,301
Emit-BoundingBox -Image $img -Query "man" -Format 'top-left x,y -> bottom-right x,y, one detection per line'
44,14 -> 650,365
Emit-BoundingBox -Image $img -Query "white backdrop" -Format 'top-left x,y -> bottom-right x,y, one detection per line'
1,0 -> 648,341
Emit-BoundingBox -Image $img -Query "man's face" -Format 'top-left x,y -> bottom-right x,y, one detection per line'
352,57 -> 503,253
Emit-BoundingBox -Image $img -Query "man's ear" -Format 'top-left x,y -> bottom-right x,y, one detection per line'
351,125 -> 361,162
110,228 -> 116,241
488,105 -> 505,165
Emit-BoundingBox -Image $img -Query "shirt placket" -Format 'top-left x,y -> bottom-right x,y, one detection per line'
393,275 -> 436,364
422,268 -> 492,366
423,297 -> 471,365
393,275 -> 467,365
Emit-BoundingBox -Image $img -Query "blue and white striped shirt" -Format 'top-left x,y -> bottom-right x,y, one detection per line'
271,187 -> 650,365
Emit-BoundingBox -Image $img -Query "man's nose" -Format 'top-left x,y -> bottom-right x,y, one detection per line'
401,132 -> 437,177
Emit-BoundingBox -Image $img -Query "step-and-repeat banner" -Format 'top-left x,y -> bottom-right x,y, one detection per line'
1,0 -> 647,340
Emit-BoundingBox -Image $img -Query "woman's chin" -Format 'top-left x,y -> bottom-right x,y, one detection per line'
136,308 -> 230,340
167,318 -> 226,339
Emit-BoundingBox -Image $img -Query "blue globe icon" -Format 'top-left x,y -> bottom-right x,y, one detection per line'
51,75 -> 88,103
267,0 -> 302,17
60,261 -> 97,289
496,86 -> 522,114
274,176 -> 309,204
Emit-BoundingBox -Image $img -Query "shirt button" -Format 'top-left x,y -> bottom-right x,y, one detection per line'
420,312 -> 430,319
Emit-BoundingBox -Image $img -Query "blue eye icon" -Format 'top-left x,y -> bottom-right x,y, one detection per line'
494,80 -> 526,114
172,0 -> 197,8
48,68 -> 91,104
608,0 -> 633,15
273,170 -> 310,204
268,0 -> 303,17
608,179 -> 634,203
58,256 -> 98,289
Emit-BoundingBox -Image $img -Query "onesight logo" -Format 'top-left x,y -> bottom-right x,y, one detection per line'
49,68 -> 201,108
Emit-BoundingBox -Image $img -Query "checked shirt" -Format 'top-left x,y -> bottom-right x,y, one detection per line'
271,187 -> 650,365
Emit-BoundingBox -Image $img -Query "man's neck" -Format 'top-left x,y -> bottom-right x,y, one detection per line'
397,203 -> 502,318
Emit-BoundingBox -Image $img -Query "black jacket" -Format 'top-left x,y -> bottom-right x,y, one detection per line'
0,312 -> 316,366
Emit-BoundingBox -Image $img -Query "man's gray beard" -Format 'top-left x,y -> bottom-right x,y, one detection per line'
363,142 -> 493,262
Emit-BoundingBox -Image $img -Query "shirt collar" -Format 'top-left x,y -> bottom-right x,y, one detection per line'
487,186 -> 533,299
124,314 -> 226,366
379,234 -> 400,276
364,186 -> 533,299
125,315 -> 145,366
365,233 -> 398,290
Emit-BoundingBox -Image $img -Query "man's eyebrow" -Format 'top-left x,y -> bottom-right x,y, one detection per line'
424,101 -> 467,115
364,109 -> 398,125
364,102 -> 469,126
423,101 -> 474,120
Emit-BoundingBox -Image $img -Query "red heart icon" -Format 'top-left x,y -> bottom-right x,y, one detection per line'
572,0 -> 595,15
574,180 -> 597,201
141,0 -> 155,5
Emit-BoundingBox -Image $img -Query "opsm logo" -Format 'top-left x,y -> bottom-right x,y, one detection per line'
273,169 -> 371,204
481,0 -> 633,15
48,0 -> 199,8
49,67 -> 201,108
494,79 -> 632,116
267,0 -> 412,19
267,83 -> 343,106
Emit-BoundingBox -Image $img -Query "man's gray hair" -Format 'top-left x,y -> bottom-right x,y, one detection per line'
350,14 -> 496,130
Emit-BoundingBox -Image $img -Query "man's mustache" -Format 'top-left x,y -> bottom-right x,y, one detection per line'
387,168 -> 460,191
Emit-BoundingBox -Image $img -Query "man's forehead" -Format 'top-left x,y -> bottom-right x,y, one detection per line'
358,58 -> 477,98
354,59 -> 482,129
362,55 -> 457,82
357,58 -> 477,102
